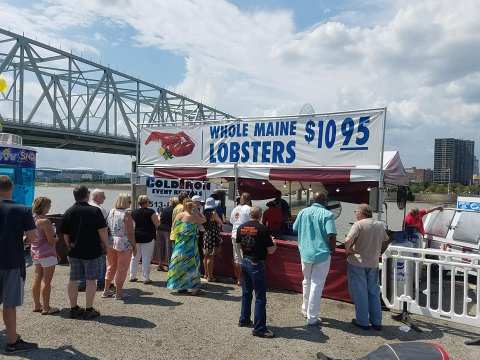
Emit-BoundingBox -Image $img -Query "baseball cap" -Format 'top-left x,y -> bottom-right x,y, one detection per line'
191,195 -> 204,203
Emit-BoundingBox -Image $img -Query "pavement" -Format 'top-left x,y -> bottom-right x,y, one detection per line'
1,264 -> 479,360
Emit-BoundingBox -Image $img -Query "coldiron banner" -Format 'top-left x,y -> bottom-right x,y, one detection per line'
140,109 -> 385,169
145,177 -> 220,212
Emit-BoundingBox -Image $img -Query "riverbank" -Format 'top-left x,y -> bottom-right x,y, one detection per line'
36,182 -> 131,190
412,193 -> 457,204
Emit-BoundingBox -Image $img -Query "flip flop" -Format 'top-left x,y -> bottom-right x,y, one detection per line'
41,307 -> 60,315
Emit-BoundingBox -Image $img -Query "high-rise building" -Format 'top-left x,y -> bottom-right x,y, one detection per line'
433,138 -> 475,185
474,156 -> 479,176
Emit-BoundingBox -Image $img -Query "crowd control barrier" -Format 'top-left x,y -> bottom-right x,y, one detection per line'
381,245 -> 480,328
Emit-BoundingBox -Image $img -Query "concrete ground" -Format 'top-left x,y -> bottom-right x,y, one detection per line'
1,264 -> 479,360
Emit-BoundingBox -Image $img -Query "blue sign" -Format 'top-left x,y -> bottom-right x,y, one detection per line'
0,146 -> 36,168
457,200 -> 480,211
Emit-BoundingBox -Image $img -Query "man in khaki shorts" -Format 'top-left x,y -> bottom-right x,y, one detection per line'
0,176 -> 38,354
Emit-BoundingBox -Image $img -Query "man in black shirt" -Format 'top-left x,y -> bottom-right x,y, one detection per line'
0,176 -> 38,353
61,186 -> 108,320
236,206 -> 276,338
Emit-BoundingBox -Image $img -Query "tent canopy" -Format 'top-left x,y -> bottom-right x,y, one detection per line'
140,151 -> 408,185
139,151 -> 408,202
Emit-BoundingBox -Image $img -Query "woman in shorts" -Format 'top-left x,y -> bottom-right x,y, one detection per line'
31,197 -> 60,315
104,194 -> 136,300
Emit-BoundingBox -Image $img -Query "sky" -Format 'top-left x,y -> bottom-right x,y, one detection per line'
1,0 -> 479,174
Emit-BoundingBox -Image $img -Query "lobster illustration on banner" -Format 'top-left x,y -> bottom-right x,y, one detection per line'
145,131 -> 195,160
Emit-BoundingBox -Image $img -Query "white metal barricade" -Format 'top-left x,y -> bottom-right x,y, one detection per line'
381,246 -> 480,328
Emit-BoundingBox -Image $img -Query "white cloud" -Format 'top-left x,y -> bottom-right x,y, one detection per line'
0,2 -> 98,54
1,0 -> 480,170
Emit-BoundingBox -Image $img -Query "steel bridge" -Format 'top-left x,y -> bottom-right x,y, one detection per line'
0,28 -> 234,155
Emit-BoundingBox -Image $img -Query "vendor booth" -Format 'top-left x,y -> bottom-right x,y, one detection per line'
138,108 -> 409,302
0,133 -> 36,206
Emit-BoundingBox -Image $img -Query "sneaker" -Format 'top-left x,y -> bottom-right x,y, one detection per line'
101,289 -> 115,298
5,337 -> 38,354
465,338 -> 480,345
351,319 -> 370,330
371,324 -> 382,331
129,278 -> 138,283
252,329 -> 275,338
69,306 -> 84,319
143,279 -> 152,285
82,308 -> 100,320
238,320 -> 253,327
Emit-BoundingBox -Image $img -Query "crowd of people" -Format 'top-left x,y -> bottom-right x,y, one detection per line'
0,172 -> 401,353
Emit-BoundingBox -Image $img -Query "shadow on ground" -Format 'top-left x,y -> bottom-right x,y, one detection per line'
268,325 -> 329,343
320,316 -> 480,342
96,315 -> 156,328
0,331 -> 98,360
57,310 -> 156,329
123,288 -> 183,307
201,282 -> 241,302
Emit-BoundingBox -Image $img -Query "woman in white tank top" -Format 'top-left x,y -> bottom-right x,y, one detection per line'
103,194 -> 136,300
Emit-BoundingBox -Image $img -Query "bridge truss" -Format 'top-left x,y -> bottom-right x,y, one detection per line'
0,28 -> 234,155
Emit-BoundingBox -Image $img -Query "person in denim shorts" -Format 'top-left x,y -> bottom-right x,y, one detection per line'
61,186 -> 108,320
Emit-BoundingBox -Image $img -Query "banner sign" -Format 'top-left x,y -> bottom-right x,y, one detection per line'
0,146 -> 36,168
457,196 -> 480,212
140,109 -> 385,169
145,177 -> 220,212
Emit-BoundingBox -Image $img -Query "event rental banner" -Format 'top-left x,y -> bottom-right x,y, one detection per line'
140,109 -> 385,169
145,177 -> 220,212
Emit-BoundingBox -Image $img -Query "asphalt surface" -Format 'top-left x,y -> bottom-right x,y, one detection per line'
1,264 -> 479,359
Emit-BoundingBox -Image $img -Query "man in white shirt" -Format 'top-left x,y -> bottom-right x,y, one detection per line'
90,189 -> 107,219
230,192 -> 252,285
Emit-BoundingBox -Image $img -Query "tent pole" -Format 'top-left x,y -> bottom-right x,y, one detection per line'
234,164 -> 239,199
288,181 -> 292,209
378,107 -> 387,221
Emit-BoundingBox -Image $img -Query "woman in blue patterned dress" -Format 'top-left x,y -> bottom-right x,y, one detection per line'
167,198 -> 206,295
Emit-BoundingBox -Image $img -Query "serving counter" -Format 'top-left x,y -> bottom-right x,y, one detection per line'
213,231 -> 351,303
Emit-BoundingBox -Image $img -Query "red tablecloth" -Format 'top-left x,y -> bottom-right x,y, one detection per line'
215,233 -> 351,303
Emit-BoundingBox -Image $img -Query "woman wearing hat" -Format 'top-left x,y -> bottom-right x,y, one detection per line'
203,197 -> 223,282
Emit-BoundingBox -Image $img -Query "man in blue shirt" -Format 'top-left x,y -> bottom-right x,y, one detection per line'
293,191 -> 336,326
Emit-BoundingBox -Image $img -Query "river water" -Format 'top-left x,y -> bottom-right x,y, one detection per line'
35,185 -> 441,239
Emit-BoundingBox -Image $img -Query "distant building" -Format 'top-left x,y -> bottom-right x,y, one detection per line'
405,167 -> 433,183
473,175 -> 480,186
36,167 -> 105,182
474,156 -> 479,176
36,168 -> 62,182
434,138 -> 475,185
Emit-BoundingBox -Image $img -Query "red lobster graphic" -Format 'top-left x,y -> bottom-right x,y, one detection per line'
145,131 -> 195,158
